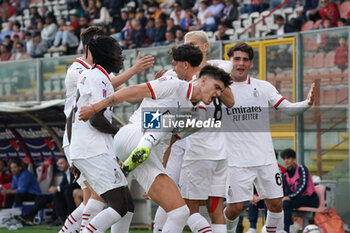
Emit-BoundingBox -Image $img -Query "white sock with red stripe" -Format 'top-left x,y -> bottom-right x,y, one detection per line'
224,208 -> 238,233
162,205 -> 190,233
111,211 -> 133,233
211,224 -> 226,233
82,207 -> 121,233
266,211 -> 283,233
153,206 -> 167,233
80,199 -> 105,232
187,213 -> 212,233
60,203 -> 85,233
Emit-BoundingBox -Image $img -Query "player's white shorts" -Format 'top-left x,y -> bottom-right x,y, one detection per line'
113,124 -> 168,193
63,145 -> 86,190
166,139 -> 185,185
72,153 -> 128,196
179,159 -> 227,200
226,162 -> 283,203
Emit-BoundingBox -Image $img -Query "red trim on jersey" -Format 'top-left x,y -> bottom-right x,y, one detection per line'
274,97 -> 285,109
198,105 -> 207,110
67,218 -> 73,224
86,226 -> 93,233
247,76 -> 250,84
147,82 -> 156,99
95,65 -> 111,82
210,196 -> 220,213
199,226 -> 211,232
175,134 -> 182,139
187,83 -> 193,99
64,225 -> 68,230
76,58 -> 90,69
82,214 -> 90,216
203,230 -> 212,233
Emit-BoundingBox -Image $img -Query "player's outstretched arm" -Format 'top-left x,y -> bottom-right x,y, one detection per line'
277,82 -> 316,116
111,52 -> 154,89
79,83 -> 152,121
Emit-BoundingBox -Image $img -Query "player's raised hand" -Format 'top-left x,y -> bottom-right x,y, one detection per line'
79,104 -> 96,121
307,82 -> 316,105
154,70 -> 165,80
131,52 -> 155,74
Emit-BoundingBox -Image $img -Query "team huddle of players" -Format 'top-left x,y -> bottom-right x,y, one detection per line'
59,26 -> 315,233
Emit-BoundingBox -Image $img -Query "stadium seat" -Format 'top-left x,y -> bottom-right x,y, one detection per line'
339,1 -> 350,18
232,20 -> 241,30
301,21 -> 314,31
225,28 -> 234,35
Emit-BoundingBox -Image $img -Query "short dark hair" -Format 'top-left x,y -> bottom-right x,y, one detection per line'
80,26 -> 107,46
227,42 -> 254,60
275,15 -> 284,21
9,157 -> 24,168
199,65 -> 232,87
338,17 -> 347,25
280,148 -> 296,159
88,36 -> 123,74
170,44 -> 203,67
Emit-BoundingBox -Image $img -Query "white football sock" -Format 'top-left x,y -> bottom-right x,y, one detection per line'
211,224 -> 226,233
80,199 -> 105,231
82,207 -> 121,233
60,203 -> 85,233
266,211 -> 283,233
187,213 -> 212,233
153,206 -> 168,233
162,205 -> 190,233
111,211 -> 133,233
224,209 -> 238,233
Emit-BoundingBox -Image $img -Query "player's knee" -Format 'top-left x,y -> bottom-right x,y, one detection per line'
167,205 -> 190,224
268,202 -> 283,212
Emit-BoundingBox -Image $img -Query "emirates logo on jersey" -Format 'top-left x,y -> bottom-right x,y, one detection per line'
102,89 -> 107,98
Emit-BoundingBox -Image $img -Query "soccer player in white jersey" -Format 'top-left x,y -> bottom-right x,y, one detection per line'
61,26 -> 154,233
174,30 -> 234,233
79,59 -> 232,233
69,36 -> 134,233
223,42 -> 315,233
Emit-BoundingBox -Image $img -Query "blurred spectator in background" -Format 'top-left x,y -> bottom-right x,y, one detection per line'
297,0 -> 321,22
218,0 -> 239,28
80,0 -> 96,21
163,30 -> 176,46
107,0 -> 125,17
180,9 -> 195,31
112,8 -> 128,33
0,0 -> 18,21
27,6 -> 41,31
91,0 -> 112,26
3,35 -> 13,51
152,17 -> 167,46
216,23 -> 229,40
27,31 -> 48,58
66,0 -> 81,11
79,16 -> 89,29
160,0 -> 176,15
206,0 -> 224,27
10,41 -> 31,60
0,159 -> 12,209
197,0 -> 217,31
267,15 -> 295,36
128,18 -> 146,49
40,5 -> 56,24
41,14 -> 58,46
175,28 -> 184,44
149,2 -> 167,22
320,0 -> 340,27
144,17 -> 155,46
0,21 -> 14,43
10,34 -> 20,53
24,31 -> 32,52
1,158 -> 41,208
50,14 -> 80,52
240,0 -> 269,14
0,44 -> 12,62
334,37 -> 348,71
170,1 -> 186,25
136,8 -> 148,28
337,17 -> 347,27
11,21 -> 24,40
166,17 -> 181,36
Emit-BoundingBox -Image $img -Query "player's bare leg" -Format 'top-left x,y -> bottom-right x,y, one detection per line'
185,199 -> 212,233
224,202 -> 244,233
264,198 -> 283,233
207,197 -> 226,233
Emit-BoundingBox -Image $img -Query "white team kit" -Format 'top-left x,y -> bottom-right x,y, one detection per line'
113,76 -> 206,193
70,65 -> 127,195
179,60 -> 232,200
63,58 -> 91,189
223,76 -> 284,203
